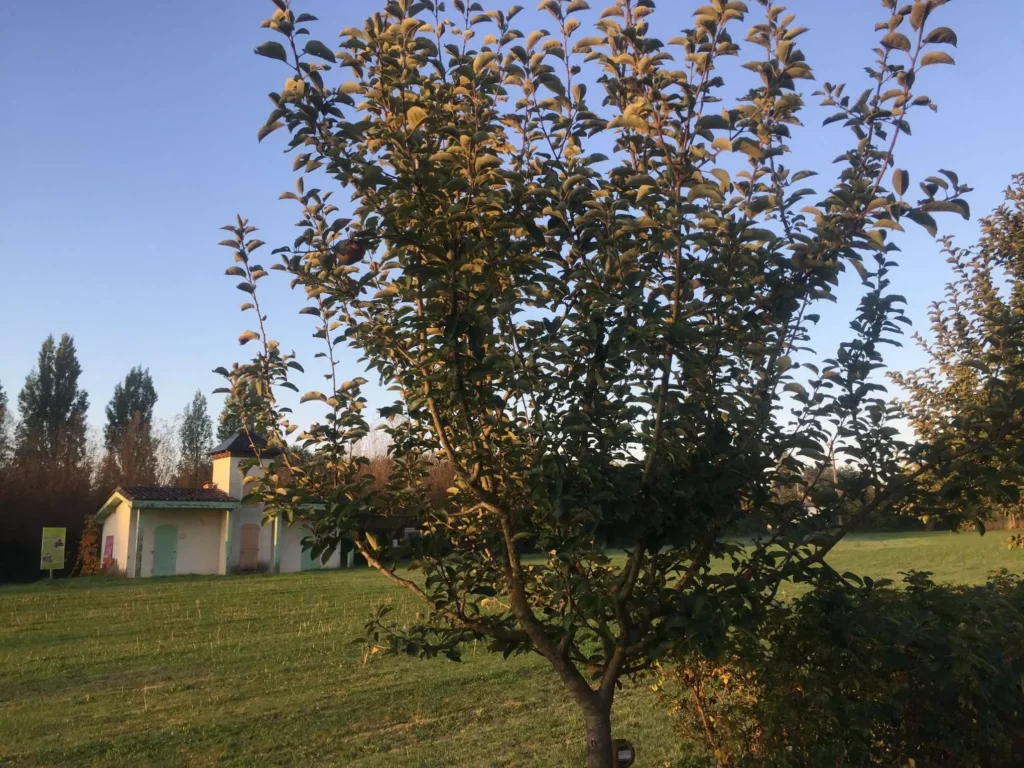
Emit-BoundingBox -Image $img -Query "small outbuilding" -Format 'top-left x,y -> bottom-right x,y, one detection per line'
95,433 -> 350,578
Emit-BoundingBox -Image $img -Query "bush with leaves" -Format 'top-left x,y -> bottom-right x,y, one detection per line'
71,514 -> 102,576
217,1 -> 1023,763
893,175 -> 1024,532
659,570 -> 1024,767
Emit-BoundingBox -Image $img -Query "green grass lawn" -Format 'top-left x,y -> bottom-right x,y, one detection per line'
1,532 -> 1020,767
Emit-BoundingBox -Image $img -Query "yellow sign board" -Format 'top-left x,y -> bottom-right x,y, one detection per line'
40,527 -> 67,571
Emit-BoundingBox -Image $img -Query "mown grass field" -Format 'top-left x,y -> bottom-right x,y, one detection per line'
1,532 -> 1021,767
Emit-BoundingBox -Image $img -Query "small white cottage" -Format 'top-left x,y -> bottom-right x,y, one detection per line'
95,433 -> 351,578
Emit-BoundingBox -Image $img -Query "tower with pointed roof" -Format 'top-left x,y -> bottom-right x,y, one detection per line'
209,432 -> 280,500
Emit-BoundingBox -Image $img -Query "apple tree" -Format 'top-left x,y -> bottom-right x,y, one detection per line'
215,1 -> 1011,764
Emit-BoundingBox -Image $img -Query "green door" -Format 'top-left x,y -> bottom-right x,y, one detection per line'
152,525 -> 178,577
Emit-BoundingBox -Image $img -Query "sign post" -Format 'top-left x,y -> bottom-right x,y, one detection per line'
40,527 -> 67,579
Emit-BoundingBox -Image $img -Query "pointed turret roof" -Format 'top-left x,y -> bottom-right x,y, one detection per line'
209,432 -> 281,457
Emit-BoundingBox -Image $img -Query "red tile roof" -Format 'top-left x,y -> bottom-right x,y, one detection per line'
117,486 -> 236,503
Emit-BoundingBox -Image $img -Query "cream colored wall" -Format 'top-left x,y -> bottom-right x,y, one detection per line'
213,455 -> 281,572
277,521 -> 341,573
211,455 -> 265,500
258,518 -> 274,570
217,509 -> 230,574
99,501 -> 131,574
125,507 -> 139,578
140,509 -> 225,577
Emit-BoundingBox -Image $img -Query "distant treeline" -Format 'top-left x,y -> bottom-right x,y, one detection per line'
0,333 -> 454,582
0,334 -> 226,582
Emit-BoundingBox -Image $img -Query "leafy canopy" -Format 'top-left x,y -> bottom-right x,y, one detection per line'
893,176 -> 1024,526
16,334 -> 89,468
103,366 -> 157,450
176,391 -> 214,487
218,0 -> 1013,763
216,381 -> 265,442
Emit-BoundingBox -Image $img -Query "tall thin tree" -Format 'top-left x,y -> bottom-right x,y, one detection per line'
103,367 -> 158,449
15,334 -> 90,480
176,391 -> 213,487
0,379 -> 10,467
98,367 -> 159,488
216,381 -> 262,441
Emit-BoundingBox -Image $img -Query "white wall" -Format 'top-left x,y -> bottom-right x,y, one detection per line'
140,509 -> 226,577
277,520 -> 341,573
99,501 -> 131,574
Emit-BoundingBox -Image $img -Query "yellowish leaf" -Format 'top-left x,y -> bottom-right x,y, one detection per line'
407,106 -> 427,130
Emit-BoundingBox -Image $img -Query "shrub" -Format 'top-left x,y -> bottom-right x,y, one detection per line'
71,514 -> 102,576
1009,535 -> 1024,550
659,571 -> 1024,767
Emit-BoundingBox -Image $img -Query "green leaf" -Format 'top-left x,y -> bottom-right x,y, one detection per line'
304,40 -> 336,63
920,51 -> 955,67
909,1 -> 928,31
923,27 -> 957,47
696,114 -> 730,131
920,199 -> 970,219
572,36 -> 605,51
254,41 -> 288,62
880,32 -> 911,52
742,228 -> 778,242
904,209 -> 938,236
733,138 -> 764,158
874,219 -> 904,231
475,155 -> 502,172
257,121 -> 284,142
473,51 -> 498,74
892,169 -> 909,197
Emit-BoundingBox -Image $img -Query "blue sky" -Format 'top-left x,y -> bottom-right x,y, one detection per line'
2,0 -> 1023,432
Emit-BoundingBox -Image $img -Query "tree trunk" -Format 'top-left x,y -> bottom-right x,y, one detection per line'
583,699 -> 614,768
